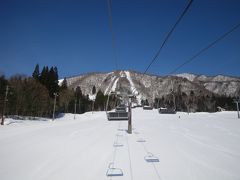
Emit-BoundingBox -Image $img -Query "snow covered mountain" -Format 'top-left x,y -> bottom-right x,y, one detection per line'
61,71 -> 240,104
176,73 -> 240,97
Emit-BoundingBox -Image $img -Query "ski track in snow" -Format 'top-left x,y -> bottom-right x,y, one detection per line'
104,76 -> 117,95
1,110 -> 240,180
124,71 -> 142,104
124,71 -> 136,92
111,77 -> 119,93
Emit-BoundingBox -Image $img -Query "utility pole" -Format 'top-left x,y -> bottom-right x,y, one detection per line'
74,99 -> 77,119
157,98 -> 160,109
234,99 -> 240,119
52,93 -> 58,121
78,98 -> 81,114
92,100 -> 95,114
105,93 -> 110,112
128,96 -> 133,134
1,85 -> 9,125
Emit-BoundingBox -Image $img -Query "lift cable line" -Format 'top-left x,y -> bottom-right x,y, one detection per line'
169,23 -> 240,75
92,0 -> 119,113
107,0 -> 118,70
143,0 -> 194,75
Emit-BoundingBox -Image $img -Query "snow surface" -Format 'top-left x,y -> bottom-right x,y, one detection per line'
1,109 -> 240,180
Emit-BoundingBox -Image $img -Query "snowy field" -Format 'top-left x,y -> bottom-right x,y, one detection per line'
0,108 -> 240,180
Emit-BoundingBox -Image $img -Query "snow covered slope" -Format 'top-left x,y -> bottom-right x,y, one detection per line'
1,109 -> 240,180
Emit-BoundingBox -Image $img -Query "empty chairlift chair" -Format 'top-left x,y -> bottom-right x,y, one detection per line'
106,163 -> 123,177
107,111 -> 129,121
113,141 -> 124,147
136,138 -> 146,142
107,104 -> 128,121
144,152 -> 159,162
105,92 -> 129,121
158,107 -> 176,114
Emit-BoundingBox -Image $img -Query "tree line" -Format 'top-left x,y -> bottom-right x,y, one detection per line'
152,90 -> 236,112
0,64 -> 116,120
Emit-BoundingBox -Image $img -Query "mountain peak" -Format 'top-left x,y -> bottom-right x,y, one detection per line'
175,73 -> 196,81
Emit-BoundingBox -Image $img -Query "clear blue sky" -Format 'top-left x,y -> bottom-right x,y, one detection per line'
0,0 -> 239,79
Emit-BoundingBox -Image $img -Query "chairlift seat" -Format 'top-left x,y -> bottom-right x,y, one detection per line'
143,106 -> 153,110
144,152 -> 159,162
106,163 -> 123,176
113,142 -> 124,147
137,138 -> 146,142
158,107 -> 176,114
107,112 -> 129,121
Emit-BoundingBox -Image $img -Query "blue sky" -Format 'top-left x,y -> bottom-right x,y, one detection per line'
0,0 -> 239,79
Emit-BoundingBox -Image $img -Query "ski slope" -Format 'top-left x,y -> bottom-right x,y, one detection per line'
0,109 -> 240,180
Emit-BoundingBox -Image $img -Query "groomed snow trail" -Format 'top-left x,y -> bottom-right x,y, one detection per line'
0,109 -> 240,180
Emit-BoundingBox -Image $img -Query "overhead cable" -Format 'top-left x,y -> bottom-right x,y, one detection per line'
143,0 -> 194,75
107,0 -> 118,70
169,23 -> 240,74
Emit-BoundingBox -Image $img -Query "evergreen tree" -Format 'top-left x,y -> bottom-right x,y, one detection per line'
75,86 -> 83,113
61,77 -> 68,90
48,67 -> 59,98
145,99 -> 149,106
0,75 -> 7,98
95,90 -> 106,111
39,66 -> 49,86
0,75 -> 8,116
92,85 -> 96,95
53,67 -> 58,80
32,64 -> 40,81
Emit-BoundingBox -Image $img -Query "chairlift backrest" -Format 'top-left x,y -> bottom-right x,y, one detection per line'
107,112 -> 129,121
158,107 -> 176,114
